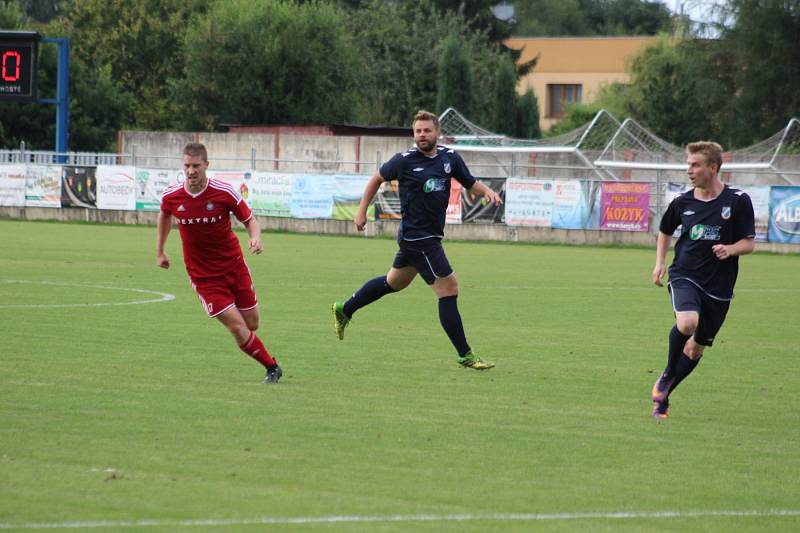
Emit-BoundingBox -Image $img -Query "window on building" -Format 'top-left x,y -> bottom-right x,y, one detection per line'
547,84 -> 583,118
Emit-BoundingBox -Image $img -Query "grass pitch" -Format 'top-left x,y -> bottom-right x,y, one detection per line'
1,219 -> 798,532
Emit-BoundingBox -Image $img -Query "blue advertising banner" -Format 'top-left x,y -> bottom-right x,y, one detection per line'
551,179 -> 600,230
290,174 -> 334,219
768,186 -> 800,244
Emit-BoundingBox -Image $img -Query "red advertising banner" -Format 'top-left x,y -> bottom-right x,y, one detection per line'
600,182 -> 650,232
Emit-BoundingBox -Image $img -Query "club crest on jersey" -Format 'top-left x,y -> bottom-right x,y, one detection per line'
206,202 -> 215,211
443,161 -> 451,174
721,206 -> 731,220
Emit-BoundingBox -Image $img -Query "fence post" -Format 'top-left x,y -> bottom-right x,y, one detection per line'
251,148 -> 256,171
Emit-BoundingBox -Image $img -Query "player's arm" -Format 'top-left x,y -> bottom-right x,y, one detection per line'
354,171 -> 385,231
652,231 -> 671,286
243,216 -> 263,255
712,237 -> 755,260
156,211 -> 172,269
468,180 -> 502,206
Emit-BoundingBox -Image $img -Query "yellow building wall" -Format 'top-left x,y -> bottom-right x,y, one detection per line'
504,36 -> 658,132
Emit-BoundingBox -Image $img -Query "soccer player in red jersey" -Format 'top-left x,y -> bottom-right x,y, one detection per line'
156,142 -> 282,383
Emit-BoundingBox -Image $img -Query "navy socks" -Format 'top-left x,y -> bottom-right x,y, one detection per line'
438,295 -> 471,357
665,325 -> 691,378
343,276 -> 395,317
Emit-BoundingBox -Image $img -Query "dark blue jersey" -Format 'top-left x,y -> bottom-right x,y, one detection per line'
660,185 -> 755,300
380,145 -> 476,241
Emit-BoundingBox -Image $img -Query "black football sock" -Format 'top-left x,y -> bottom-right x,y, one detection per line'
665,325 -> 690,378
668,353 -> 701,394
343,276 -> 395,317
438,295 -> 471,357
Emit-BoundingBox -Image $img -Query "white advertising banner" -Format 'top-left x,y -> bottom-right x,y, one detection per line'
96,165 -> 137,211
0,164 -> 27,207
135,168 -> 182,211
248,172 -> 293,217
25,164 -> 62,208
504,178 -> 554,226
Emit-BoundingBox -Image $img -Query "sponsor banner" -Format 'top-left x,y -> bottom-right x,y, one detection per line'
446,179 -> 463,224
97,165 -> 136,211
61,166 -> 97,208
600,181 -> 650,232
738,185 -> 770,242
248,172 -> 293,217
290,174 -> 334,219
504,178 -> 554,227
375,180 -> 401,220
551,179 -> 601,230
0,164 -> 27,207
209,170 -> 250,203
462,178 -> 504,223
136,168 -> 182,211
768,186 -> 800,244
332,174 -> 374,221
25,165 -> 62,208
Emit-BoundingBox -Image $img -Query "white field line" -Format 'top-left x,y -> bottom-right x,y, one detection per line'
0,279 -> 175,308
1,509 -> 799,530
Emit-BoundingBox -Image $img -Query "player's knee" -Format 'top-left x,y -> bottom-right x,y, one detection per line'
245,316 -> 259,332
676,316 -> 698,336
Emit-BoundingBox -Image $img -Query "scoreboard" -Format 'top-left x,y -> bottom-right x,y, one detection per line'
0,31 -> 39,102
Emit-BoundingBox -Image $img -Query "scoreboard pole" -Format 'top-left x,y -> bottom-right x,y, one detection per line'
39,37 -> 70,162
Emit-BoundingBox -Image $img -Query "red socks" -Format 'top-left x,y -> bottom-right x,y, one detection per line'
239,332 -> 277,368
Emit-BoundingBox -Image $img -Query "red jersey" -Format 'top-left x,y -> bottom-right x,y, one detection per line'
160,178 -> 253,279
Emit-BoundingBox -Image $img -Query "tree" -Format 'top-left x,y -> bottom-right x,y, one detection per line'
493,56 -> 518,135
516,88 -> 541,139
59,0 -> 212,129
722,0 -> 800,146
345,1 -> 507,127
436,33 -> 474,116
514,0 -> 670,37
175,0 -> 360,129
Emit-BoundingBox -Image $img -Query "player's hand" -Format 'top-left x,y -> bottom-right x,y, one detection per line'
249,237 -> 263,255
652,264 -> 666,286
484,189 -> 503,206
712,244 -> 730,260
354,212 -> 367,232
157,252 -> 170,269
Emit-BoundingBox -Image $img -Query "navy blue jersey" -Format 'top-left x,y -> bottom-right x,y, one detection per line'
660,185 -> 755,300
380,145 -> 476,241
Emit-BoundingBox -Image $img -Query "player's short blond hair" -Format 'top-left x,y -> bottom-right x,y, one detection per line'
412,110 -> 440,130
183,142 -> 208,162
687,141 -> 723,171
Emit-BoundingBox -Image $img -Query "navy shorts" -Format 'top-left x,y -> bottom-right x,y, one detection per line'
668,278 -> 731,347
392,239 -> 453,285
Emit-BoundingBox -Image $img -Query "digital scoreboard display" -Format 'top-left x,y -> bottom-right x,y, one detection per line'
0,31 -> 39,102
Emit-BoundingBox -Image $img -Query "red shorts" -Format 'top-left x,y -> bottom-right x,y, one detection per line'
190,264 -> 258,318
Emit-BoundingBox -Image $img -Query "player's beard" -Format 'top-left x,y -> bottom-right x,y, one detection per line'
416,138 -> 436,154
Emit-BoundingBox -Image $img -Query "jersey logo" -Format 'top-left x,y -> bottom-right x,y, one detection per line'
206,202 -> 215,211
423,178 -> 447,193
443,162 -> 451,174
721,206 -> 731,219
682,210 -> 695,216
689,224 -> 721,241
177,205 -> 186,212
413,167 -> 424,172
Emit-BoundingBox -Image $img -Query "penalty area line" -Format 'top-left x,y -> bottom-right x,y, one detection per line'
1,509 -> 799,529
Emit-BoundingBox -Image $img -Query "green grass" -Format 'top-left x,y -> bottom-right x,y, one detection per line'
0,219 -> 798,532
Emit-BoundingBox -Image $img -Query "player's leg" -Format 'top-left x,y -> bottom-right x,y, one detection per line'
668,297 -> 729,397
420,242 -> 493,370
332,250 -> 414,340
217,306 -> 280,381
652,281 -> 700,417
231,268 -> 281,383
